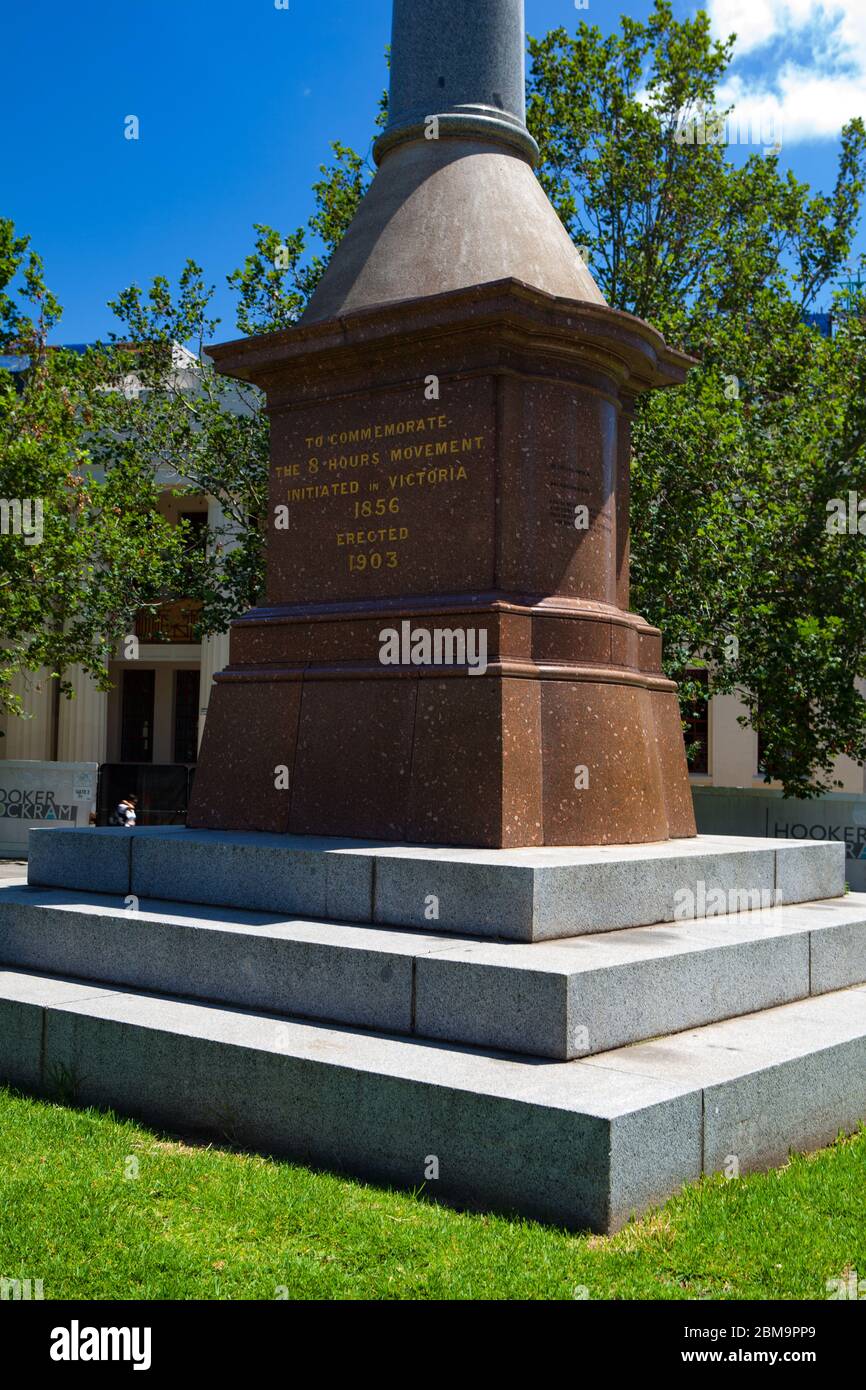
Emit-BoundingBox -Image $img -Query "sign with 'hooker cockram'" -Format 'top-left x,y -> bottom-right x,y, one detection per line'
0,761 -> 97,858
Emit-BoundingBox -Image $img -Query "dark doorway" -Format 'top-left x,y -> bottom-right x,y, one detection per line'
173,669 -> 201,765
120,669 -> 155,763
682,670 -> 710,776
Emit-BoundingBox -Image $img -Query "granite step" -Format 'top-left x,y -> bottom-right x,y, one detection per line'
2,965 -> 865,1232
1,883 -> 864,1059
27,826 -> 846,941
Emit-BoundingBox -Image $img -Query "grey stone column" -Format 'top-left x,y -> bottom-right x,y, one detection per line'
374,0 -> 538,164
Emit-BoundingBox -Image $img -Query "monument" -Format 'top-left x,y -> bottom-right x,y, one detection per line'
186,0 -> 696,847
1,0 -> 864,1238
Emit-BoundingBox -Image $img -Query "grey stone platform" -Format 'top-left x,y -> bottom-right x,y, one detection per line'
1,884 -> 865,1059
1,966 -> 865,1232
0,825 -> 862,1231
26,826 -> 845,940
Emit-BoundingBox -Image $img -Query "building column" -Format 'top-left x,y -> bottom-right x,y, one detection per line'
198,497 -> 236,751
708,691 -> 759,787
57,666 -> 109,765
1,671 -> 54,761
198,632 -> 231,751
858,680 -> 866,795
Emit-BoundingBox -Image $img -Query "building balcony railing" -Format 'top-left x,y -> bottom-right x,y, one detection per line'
134,599 -> 203,645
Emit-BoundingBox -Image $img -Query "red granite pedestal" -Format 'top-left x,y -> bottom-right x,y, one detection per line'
188,279 -> 697,848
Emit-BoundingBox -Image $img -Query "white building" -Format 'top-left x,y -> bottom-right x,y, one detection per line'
685,682 -> 866,795
0,345 -> 238,821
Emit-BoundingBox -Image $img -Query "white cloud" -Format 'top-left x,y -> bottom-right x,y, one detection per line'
709,0 -> 838,57
707,0 -> 866,142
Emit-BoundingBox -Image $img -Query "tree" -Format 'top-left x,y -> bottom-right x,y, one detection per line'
528,0 -> 866,795
0,220 -> 184,734
95,260 -> 271,637
99,143 -> 374,638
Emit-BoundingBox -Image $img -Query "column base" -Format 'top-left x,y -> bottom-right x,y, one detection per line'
187,596 -> 696,848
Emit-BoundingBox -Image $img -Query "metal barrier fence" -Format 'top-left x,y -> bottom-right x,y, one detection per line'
97,763 -> 195,827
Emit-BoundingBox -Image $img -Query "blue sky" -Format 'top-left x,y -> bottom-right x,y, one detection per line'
4,0 -> 864,342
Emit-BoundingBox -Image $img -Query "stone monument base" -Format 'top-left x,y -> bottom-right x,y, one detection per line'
188,595 -> 696,846
186,279 -> 698,850
0,826 -> 863,1232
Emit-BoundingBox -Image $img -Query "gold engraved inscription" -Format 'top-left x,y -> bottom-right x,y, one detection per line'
276,412 -> 485,574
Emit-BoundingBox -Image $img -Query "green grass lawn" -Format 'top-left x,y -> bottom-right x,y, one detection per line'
0,1085 -> 864,1300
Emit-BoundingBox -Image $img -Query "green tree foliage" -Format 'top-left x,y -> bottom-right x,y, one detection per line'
0,222 -> 183,724
97,260 -> 270,637
528,0 -> 866,794
100,144 -> 375,636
